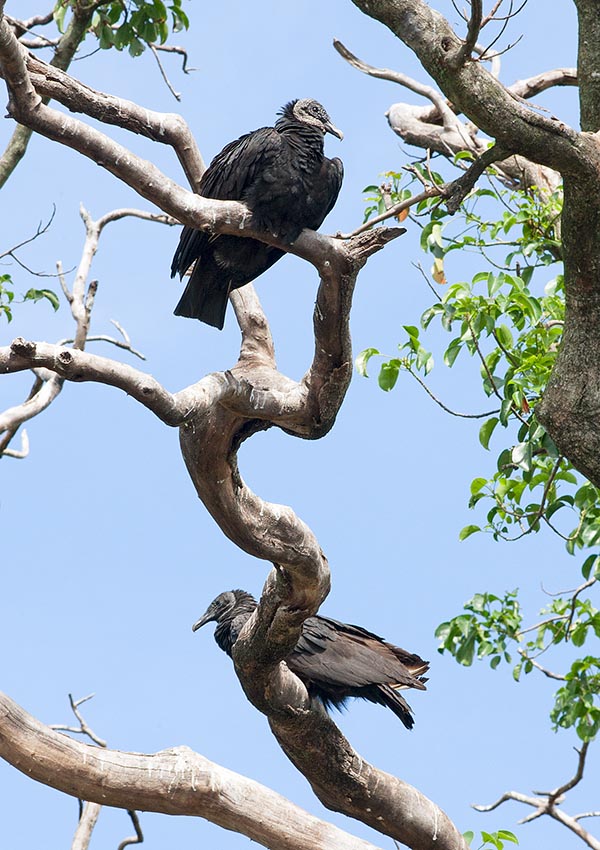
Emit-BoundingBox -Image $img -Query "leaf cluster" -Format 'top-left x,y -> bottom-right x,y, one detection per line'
463,829 -> 518,850
54,0 -> 189,57
359,167 -> 600,744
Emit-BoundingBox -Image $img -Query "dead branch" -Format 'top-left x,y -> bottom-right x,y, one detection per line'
71,802 -> 102,850
474,742 -> 600,849
0,692 -> 383,850
0,207 -> 164,456
334,38 -> 562,195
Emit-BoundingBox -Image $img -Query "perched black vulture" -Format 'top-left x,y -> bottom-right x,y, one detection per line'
170,99 -> 344,329
192,589 -> 429,729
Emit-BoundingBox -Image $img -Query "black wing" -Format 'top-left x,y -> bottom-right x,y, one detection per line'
170,126 -> 285,280
311,156 -> 344,228
289,615 -> 428,690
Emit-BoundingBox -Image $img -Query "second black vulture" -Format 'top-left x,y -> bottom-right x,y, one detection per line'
192,590 -> 429,729
170,99 -> 344,330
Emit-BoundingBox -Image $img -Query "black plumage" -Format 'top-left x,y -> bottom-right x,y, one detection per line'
192,589 -> 429,729
171,99 -> 344,329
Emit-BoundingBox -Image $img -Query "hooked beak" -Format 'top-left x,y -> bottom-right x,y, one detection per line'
192,611 -> 214,632
325,121 -> 343,141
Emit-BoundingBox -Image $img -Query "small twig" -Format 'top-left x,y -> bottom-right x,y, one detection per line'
547,742 -> 590,801
0,205 -> 56,259
51,693 -> 107,748
149,43 -> 181,101
474,740 -> 600,850
404,363 -> 500,419
339,186 -> 440,238
454,0 -> 483,66
154,42 -> 196,74
516,615 -> 566,637
117,811 -> 144,850
565,577 -> 598,639
480,0 -> 505,28
517,649 -> 565,681
67,333 -> 145,360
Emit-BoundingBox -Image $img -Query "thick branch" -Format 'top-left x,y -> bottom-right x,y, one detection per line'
0,338 -> 197,426
23,51 -> 205,191
350,0 -> 584,176
335,38 -> 562,194
575,0 -> 600,131
0,692 -> 379,850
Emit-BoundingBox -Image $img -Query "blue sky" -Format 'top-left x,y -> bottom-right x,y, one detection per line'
1,2 -> 596,849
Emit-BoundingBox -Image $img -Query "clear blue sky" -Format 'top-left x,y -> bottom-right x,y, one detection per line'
1,2 -> 595,849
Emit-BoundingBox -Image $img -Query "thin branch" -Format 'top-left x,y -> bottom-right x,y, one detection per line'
565,578 -> 598,638
20,50 -> 206,191
544,741 -> 590,801
154,42 -> 195,74
0,204 -> 56,260
71,802 -> 103,850
0,338 -> 194,426
118,811 -> 144,850
0,427 -> 29,458
516,649 -> 566,681
453,0 -> 483,66
149,42 -> 180,100
338,187 -> 435,238
404,363 -> 500,419
474,742 -> 600,850
50,693 -> 107,748
480,0 -> 505,28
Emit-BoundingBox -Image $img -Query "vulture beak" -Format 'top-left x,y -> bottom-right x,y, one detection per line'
192,610 -> 215,632
325,121 -> 344,141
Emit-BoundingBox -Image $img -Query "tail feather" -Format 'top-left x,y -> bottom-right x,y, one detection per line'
377,684 -> 415,730
173,264 -> 231,330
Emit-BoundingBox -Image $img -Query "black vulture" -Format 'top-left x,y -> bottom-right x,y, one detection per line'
192,590 -> 429,729
170,99 -> 344,330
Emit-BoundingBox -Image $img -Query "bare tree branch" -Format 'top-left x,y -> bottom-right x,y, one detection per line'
0,206 -> 166,455
0,692 -> 383,850
16,50 -> 206,192
71,802 -> 102,850
453,0 -> 483,67
474,742 -> 600,849
117,811 -> 144,850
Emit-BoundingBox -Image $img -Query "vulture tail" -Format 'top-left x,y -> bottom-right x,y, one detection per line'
173,265 -> 231,330
377,684 -> 415,730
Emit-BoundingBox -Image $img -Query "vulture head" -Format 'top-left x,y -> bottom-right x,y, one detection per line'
283,98 -> 344,140
192,589 -> 255,632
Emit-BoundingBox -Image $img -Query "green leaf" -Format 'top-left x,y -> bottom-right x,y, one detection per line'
459,524 -> 481,541
479,417 -> 499,450
355,348 -> 380,378
462,831 -> 474,846
496,830 -> 519,844
470,477 -> 488,496
581,554 -> 600,580
444,338 -> 462,367
495,324 -> 513,349
24,288 -> 60,311
378,360 -> 401,392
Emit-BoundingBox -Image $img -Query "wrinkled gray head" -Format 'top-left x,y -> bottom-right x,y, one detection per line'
192,589 -> 255,632
280,99 -> 343,140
